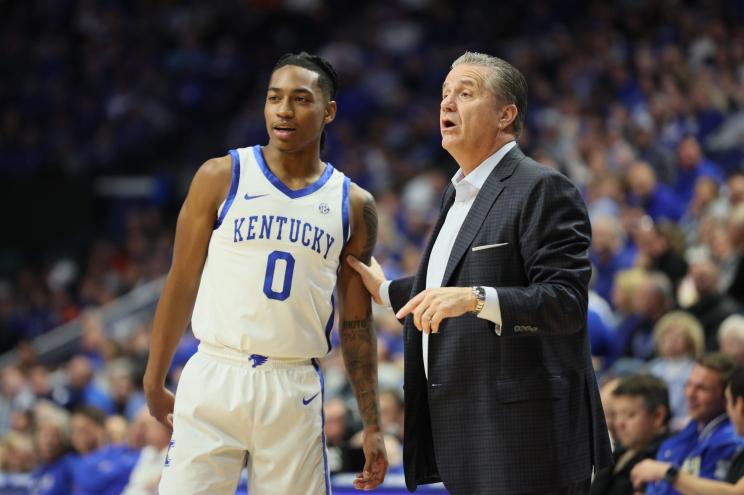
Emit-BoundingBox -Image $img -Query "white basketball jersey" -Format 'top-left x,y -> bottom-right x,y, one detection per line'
191,145 -> 350,359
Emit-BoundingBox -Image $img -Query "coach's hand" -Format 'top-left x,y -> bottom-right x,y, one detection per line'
144,385 -> 175,430
353,427 -> 388,491
397,287 -> 477,333
346,255 -> 386,305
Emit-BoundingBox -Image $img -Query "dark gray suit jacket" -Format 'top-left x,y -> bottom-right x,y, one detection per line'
389,145 -> 613,494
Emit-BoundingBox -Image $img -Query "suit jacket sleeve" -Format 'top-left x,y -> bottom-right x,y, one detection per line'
497,171 -> 592,338
388,276 -> 414,314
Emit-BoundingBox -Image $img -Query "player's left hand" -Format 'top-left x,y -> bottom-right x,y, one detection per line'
353,428 -> 388,491
396,287 -> 476,334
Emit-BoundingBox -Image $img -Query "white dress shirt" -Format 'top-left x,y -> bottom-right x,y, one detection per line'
380,141 -> 516,378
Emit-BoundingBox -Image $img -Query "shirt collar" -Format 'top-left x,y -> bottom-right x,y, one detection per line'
451,141 -> 517,201
698,413 -> 728,440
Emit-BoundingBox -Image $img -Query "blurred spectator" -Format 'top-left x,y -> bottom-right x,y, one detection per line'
0,366 -> 34,434
685,257 -> 742,350
0,430 -> 36,473
29,408 -> 74,495
104,415 -> 129,445
69,406 -> 140,495
679,177 -> 729,248
727,204 -> 744,305
727,174 -> 744,208
121,406 -> 171,495
718,315 -> 744,364
632,354 -> 744,495
634,217 -> 688,288
378,388 -> 404,444
69,407 -> 106,456
610,268 -> 648,368
600,377 -> 622,450
626,161 -> 685,223
647,311 -> 705,431
673,136 -> 726,208
629,364 -> 744,494
618,272 -> 675,363
106,359 -> 146,421
28,365 -> 54,404
589,308 -> 616,373
323,398 -> 361,475
52,355 -> 112,413
591,374 -> 670,495
630,115 -> 676,186
590,216 -> 635,306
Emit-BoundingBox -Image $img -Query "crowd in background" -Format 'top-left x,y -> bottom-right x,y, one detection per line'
2,0 -> 744,493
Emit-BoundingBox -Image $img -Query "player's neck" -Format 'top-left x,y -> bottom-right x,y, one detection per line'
262,144 -> 324,181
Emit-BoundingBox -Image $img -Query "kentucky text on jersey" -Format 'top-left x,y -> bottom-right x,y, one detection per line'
232,215 -> 336,259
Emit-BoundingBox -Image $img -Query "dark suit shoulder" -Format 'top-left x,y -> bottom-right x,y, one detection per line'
514,155 -> 578,188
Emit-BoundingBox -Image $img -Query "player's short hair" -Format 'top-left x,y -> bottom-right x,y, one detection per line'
273,52 -> 338,101
451,51 -> 528,137
613,374 -> 671,425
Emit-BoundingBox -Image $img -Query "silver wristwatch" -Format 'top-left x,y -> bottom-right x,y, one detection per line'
471,286 -> 486,315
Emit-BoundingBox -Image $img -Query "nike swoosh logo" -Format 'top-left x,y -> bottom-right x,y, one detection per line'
244,193 -> 269,201
302,393 -> 320,405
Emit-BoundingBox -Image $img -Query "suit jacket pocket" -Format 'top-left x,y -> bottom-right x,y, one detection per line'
495,375 -> 567,403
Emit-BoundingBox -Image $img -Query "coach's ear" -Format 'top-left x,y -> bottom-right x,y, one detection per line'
324,101 -> 337,124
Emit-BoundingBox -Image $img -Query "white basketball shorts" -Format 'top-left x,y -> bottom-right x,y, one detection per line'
158,342 -> 331,495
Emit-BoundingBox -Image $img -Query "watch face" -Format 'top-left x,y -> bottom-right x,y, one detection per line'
665,466 -> 678,483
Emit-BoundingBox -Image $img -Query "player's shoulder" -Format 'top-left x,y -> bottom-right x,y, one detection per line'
196,154 -> 232,182
347,181 -> 375,214
186,154 -> 234,208
191,154 -> 233,191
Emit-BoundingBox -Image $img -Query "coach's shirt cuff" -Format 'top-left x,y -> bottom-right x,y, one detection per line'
379,280 -> 392,308
477,287 -> 502,335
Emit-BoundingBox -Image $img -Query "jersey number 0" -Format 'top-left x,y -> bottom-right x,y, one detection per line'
263,250 -> 295,301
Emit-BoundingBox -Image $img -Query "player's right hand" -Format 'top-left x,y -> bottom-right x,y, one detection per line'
353,428 -> 388,491
145,385 -> 176,430
346,255 -> 386,305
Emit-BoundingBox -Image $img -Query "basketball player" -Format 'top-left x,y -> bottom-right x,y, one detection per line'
143,52 -> 387,494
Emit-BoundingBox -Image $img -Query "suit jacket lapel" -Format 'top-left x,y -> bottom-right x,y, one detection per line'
440,145 -> 524,287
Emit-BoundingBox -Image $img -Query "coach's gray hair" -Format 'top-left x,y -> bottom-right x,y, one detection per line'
451,51 -> 528,137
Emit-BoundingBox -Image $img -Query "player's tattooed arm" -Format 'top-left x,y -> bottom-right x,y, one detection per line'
360,195 -> 377,264
339,186 -> 380,428
339,184 -> 387,490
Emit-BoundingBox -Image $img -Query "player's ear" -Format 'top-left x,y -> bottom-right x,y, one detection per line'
324,101 -> 336,125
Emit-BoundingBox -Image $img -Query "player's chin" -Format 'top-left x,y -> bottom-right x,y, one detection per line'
270,134 -> 312,152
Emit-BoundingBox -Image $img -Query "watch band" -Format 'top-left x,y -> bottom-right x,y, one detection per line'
664,465 -> 679,484
471,286 -> 485,315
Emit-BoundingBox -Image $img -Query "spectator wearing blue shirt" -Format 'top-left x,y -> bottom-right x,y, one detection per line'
631,353 -> 744,495
674,136 -> 726,208
71,443 -> 140,495
589,308 -> 615,371
627,161 -> 686,223
52,356 -> 114,414
590,215 -> 636,306
30,413 -> 74,495
67,406 -> 142,495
